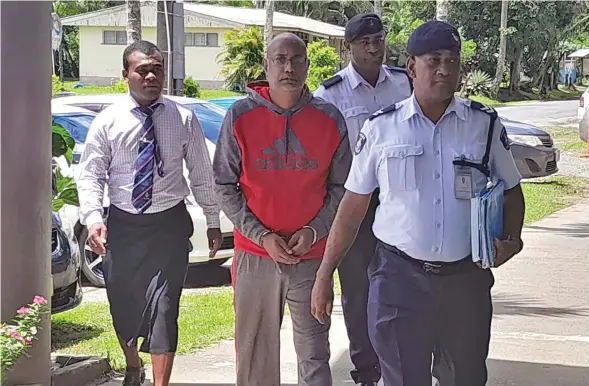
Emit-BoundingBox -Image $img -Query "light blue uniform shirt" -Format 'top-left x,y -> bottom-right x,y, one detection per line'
314,63 -> 412,151
344,95 -> 522,262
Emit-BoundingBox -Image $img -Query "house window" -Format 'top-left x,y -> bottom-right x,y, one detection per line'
103,30 -> 126,45
185,32 -> 219,47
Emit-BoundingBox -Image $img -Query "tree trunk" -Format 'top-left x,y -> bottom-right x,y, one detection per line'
492,0 -> 509,99
126,0 -> 141,44
509,45 -> 522,93
264,0 -> 274,54
374,0 -> 383,17
436,0 -> 450,22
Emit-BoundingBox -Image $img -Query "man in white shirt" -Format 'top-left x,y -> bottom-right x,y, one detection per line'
311,21 -> 525,386
77,40 -> 222,386
313,13 -> 412,386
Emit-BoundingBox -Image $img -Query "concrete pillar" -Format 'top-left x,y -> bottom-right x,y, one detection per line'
1,1 -> 52,385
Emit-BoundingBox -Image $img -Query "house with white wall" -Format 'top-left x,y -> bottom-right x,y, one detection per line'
61,2 -> 346,88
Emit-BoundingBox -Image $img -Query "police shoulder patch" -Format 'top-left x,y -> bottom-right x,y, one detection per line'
368,103 -> 397,121
354,132 -> 367,155
499,126 -> 510,150
321,75 -> 343,89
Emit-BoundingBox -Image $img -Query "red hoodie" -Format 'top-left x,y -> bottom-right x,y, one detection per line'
212,82 -> 351,259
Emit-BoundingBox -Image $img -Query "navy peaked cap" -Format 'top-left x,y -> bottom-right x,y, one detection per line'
345,13 -> 384,42
407,20 -> 461,56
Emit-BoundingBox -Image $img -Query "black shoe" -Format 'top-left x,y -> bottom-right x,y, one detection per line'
122,360 -> 145,386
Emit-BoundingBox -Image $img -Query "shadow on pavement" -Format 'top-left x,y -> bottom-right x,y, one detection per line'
183,263 -> 232,289
487,358 -> 589,386
493,293 -> 589,318
526,221 -> 589,238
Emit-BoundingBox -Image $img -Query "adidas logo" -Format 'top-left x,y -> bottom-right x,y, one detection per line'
256,129 -> 318,170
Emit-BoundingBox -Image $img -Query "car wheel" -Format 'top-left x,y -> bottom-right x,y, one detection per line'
78,227 -> 106,288
207,258 -> 230,267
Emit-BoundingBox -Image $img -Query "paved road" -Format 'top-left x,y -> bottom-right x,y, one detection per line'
496,100 -> 579,127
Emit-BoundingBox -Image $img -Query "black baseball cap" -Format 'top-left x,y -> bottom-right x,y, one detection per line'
345,13 -> 385,42
407,20 -> 461,56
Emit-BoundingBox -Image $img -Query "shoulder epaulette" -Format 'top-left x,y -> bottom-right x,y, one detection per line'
469,101 -> 497,117
385,65 -> 408,75
385,66 -> 414,92
369,103 -> 397,121
321,75 -> 343,89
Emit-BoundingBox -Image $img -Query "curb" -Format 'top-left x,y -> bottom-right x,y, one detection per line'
51,355 -> 112,386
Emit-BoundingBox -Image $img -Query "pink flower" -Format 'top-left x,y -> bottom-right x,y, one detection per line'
17,307 -> 31,315
23,337 -> 33,345
9,330 -> 23,341
33,296 -> 47,305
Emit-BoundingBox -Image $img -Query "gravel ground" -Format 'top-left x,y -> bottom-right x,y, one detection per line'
539,121 -> 589,179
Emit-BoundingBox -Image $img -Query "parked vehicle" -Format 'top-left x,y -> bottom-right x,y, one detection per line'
580,105 -> 589,143
502,117 -> 559,178
51,209 -> 83,314
52,97 -> 235,287
206,95 -> 560,179
208,96 -> 246,110
578,87 -> 588,123
52,102 -> 97,164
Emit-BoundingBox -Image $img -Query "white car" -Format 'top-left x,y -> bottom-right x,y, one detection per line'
52,97 -> 235,287
578,87 -> 588,122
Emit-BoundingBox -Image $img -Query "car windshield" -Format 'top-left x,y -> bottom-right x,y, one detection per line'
184,102 -> 226,143
52,113 -> 95,144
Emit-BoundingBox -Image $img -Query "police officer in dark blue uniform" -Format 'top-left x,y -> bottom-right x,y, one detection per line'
311,21 -> 526,386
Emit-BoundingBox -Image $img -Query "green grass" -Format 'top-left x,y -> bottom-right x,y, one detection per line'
541,126 -> 586,155
51,290 -> 235,371
522,176 -> 589,225
463,84 -> 586,108
61,81 -> 241,100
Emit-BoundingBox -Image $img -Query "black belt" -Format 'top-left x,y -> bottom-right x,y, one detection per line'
381,243 -> 477,276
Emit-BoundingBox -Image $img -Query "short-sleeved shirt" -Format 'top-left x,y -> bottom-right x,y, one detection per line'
345,95 -> 522,262
314,63 -> 412,151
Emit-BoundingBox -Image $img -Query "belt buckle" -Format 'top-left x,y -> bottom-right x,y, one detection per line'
423,262 -> 442,274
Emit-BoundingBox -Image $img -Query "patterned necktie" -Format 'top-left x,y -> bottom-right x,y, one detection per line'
131,103 -> 164,214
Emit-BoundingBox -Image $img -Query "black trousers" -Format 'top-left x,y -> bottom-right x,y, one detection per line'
367,242 -> 494,386
103,202 -> 193,354
338,192 -> 381,383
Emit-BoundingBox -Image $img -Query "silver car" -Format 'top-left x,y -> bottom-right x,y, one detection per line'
502,117 -> 559,178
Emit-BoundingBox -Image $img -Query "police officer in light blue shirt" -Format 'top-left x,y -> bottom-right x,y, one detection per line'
311,21 -> 526,386
313,13 -> 413,386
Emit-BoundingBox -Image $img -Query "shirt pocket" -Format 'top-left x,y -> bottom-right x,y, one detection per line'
381,144 -> 423,191
343,107 -> 370,142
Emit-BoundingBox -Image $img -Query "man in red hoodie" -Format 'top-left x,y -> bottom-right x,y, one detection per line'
213,33 -> 352,386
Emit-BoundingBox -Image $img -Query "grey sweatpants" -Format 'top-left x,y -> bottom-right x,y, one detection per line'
232,251 -> 332,386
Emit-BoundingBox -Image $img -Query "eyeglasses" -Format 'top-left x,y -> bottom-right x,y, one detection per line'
269,56 -> 308,68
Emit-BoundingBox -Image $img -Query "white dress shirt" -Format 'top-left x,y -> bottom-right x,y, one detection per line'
345,95 -> 522,262
77,94 -> 220,228
314,62 -> 412,151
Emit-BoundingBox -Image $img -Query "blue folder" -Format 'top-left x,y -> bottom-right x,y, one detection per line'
471,180 -> 504,268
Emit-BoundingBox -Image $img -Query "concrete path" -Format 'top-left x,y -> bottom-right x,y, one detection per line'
96,201 -> 589,386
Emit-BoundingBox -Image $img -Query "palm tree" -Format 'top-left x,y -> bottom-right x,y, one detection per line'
264,0 -> 274,54
493,0 -> 509,98
436,0 -> 449,22
126,0 -> 141,44
374,0 -> 383,17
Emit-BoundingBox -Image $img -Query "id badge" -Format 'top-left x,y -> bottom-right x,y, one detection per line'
454,165 -> 473,200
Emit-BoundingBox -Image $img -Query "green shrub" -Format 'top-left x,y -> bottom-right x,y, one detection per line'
184,76 -> 201,98
307,40 -> 342,91
110,79 -> 128,93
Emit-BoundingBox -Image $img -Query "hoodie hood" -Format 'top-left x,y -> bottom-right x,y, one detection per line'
245,81 -> 313,116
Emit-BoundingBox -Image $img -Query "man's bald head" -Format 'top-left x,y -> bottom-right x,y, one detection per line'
264,32 -> 309,93
267,32 -> 306,56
